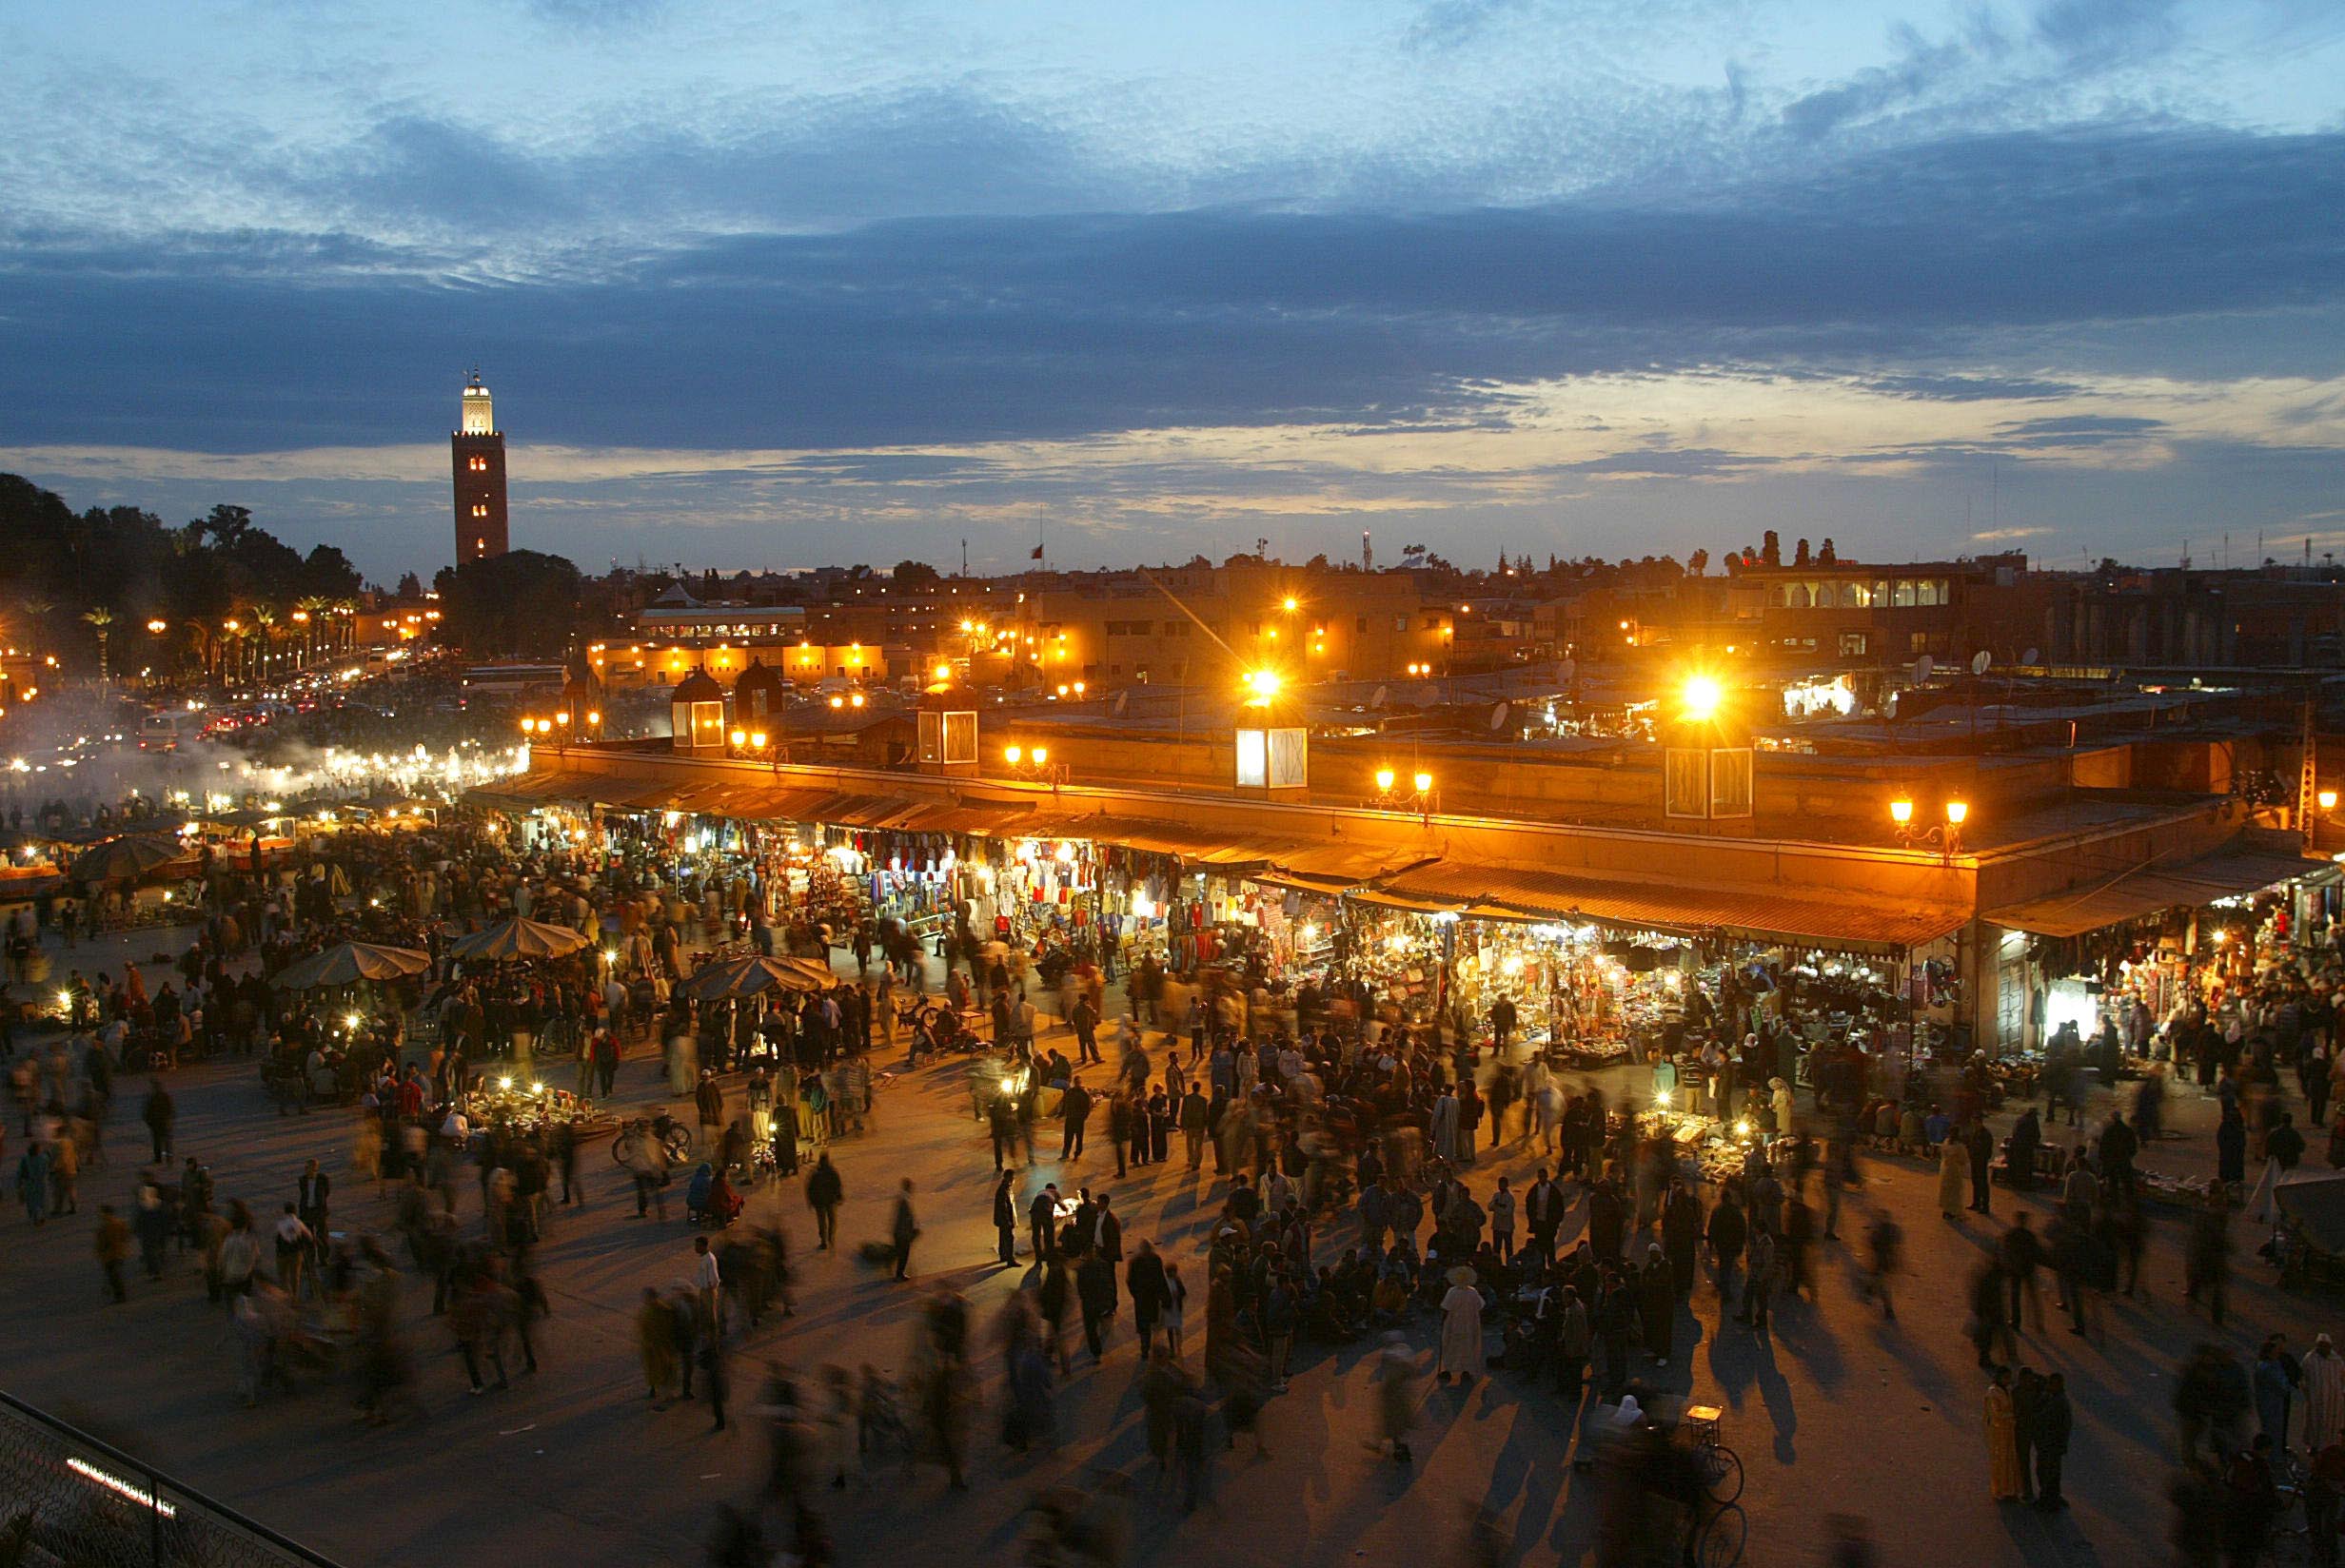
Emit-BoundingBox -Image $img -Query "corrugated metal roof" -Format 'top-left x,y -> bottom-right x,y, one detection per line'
1986,847 -> 2321,938
1369,859 -> 1964,954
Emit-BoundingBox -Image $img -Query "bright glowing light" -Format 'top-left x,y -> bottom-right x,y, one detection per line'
1654,1088 -> 1671,1107
1282,597 -> 1298,612
2323,791 -> 2339,812
1945,799 -> 1969,827
729,730 -> 746,747
1889,797 -> 1915,826
498,1075 -> 514,1090
1004,745 -> 1023,766
1245,669 -> 1282,701
1054,841 -> 1075,864
749,732 -> 767,749
934,663 -> 953,681
1031,746 -> 1049,766
1735,1118 -> 1753,1137
1375,767 -> 1396,793
1413,771 -> 1433,794
1681,675 -> 1723,722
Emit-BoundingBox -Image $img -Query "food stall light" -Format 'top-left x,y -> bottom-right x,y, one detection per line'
499,1075 -> 515,1090
345,1012 -> 362,1030
1653,1088 -> 1671,1108
530,1082 -> 544,1096
1735,1118 -> 1753,1138
1681,675 -> 1722,722
55,990 -> 70,1009
1054,841 -> 1074,864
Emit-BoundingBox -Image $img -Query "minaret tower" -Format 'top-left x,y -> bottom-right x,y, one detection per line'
451,370 -> 509,564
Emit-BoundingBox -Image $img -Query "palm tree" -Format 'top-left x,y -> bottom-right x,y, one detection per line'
81,606 -> 114,683
251,606 -> 277,679
16,598 -> 54,658
296,596 -> 328,668
333,598 -> 359,654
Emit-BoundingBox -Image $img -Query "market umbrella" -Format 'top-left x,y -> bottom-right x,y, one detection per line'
273,941 -> 433,990
67,833 -> 185,884
448,916 -> 592,963
676,953 -> 837,1003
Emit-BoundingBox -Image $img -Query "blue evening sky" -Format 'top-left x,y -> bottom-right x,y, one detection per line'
2,0 -> 2341,578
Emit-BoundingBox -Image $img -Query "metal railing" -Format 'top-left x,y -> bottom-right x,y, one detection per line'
0,1392 -> 342,1568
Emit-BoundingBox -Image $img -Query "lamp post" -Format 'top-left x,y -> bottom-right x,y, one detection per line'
1372,765 -> 1437,822
1001,743 -> 1065,787
1890,795 -> 1968,861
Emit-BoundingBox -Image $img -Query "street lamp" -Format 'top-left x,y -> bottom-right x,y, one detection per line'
1891,795 -> 1968,860
1373,766 -> 1436,821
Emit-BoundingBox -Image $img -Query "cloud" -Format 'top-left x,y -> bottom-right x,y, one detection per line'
1973,526 -> 2054,540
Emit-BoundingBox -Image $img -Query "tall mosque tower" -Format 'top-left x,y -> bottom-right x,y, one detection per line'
450,370 -> 509,564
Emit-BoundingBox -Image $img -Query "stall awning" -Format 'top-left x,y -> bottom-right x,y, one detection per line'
465,771 -> 602,808
884,800 -> 1039,835
1020,814 -> 1297,871
1985,846 -> 2321,938
1363,859 -> 1964,955
1252,844 -> 1439,893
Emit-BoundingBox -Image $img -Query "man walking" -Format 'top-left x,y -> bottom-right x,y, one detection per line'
143,1079 -> 174,1165
1060,1076 -> 1092,1162
891,1178 -> 918,1281
805,1154 -> 843,1252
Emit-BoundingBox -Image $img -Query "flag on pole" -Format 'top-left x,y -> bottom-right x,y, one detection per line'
1031,545 -> 1044,560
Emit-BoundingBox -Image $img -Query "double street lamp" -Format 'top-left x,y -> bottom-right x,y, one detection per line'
1890,794 -> 1969,860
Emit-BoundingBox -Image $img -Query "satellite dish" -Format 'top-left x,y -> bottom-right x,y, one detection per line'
1913,655 -> 1935,684
1370,685 -> 1389,711
1883,692 -> 1900,718
2022,647 -> 2040,666
1112,690 -> 1129,717
1488,700 -> 1511,732
1971,650 -> 1991,676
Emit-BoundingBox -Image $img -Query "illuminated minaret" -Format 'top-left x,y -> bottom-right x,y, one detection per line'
450,370 -> 509,565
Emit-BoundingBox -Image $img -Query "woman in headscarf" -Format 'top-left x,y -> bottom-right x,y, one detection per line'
1938,1124 -> 1970,1221
1985,1365 -> 2023,1501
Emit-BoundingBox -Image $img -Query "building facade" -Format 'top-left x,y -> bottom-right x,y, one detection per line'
451,372 -> 509,566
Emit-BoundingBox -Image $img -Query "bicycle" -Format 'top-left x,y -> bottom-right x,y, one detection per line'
2263,1449 -> 2314,1568
1679,1402 -> 1744,1506
611,1115 -> 691,1168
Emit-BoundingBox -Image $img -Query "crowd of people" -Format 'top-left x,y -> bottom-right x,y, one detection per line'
12,774 -> 2345,1568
